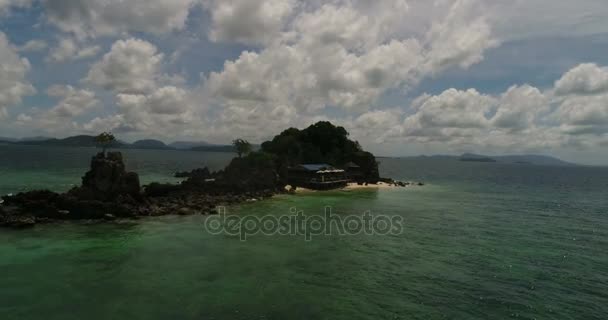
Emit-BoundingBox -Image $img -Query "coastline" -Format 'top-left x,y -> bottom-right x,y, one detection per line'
292,181 -> 415,194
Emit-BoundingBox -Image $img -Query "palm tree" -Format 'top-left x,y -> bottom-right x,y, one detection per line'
232,138 -> 252,158
95,132 -> 116,156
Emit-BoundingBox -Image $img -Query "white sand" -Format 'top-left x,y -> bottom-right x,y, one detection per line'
288,182 -> 400,194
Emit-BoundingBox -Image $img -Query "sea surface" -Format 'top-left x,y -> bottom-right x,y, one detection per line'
1,144 -> 608,319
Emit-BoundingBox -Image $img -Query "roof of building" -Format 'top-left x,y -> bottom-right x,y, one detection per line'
290,164 -> 345,173
295,164 -> 334,171
344,162 -> 360,168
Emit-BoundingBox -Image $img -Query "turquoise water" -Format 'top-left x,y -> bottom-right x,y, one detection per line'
1,145 -> 608,319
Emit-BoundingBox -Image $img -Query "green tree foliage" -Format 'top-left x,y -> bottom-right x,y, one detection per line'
94,132 -> 116,155
261,121 -> 379,181
232,138 -> 252,158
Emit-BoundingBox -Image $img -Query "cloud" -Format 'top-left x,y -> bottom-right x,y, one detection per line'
554,63 -> 608,96
85,38 -> 163,94
0,0 -> 30,15
400,88 -> 494,142
206,1 -> 435,114
47,37 -> 100,63
43,0 -> 198,38
381,63 -> 608,150
0,31 -> 36,119
555,94 -> 608,135
14,85 -> 100,134
46,85 -> 99,118
116,86 -> 191,115
491,85 -> 548,131
423,0 -> 499,73
205,0 -> 501,124
19,39 -> 48,52
206,0 -> 295,45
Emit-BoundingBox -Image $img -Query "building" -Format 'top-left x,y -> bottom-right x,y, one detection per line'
288,164 -> 349,190
343,162 -> 364,182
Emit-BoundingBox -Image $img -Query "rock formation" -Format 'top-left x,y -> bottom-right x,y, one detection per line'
1,151 -> 283,228
69,152 -> 141,201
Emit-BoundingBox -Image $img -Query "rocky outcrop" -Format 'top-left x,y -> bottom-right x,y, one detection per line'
1,151 -> 285,228
181,152 -> 284,194
0,152 -> 145,227
68,152 -> 141,201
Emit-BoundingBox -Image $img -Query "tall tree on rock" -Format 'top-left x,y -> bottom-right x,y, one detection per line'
232,138 -> 252,158
95,132 -> 116,156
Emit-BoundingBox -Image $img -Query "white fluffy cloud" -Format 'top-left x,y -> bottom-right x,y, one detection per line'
43,0 -> 198,38
380,62 -> 608,150
492,85 -> 548,131
401,89 -> 495,142
423,0 -> 499,73
554,63 -> 608,96
19,39 -> 48,52
555,94 -> 608,135
13,85 -> 99,134
0,32 -> 35,119
81,38 -> 196,137
205,0 -> 502,132
116,86 -> 191,116
46,85 -> 99,118
47,38 -> 100,63
207,0 -> 295,45
85,38 -> 163,94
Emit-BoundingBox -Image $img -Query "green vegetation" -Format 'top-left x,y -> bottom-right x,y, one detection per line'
94,132 -> 116,155
232,138 -> 252,158
261,121 -> 379,181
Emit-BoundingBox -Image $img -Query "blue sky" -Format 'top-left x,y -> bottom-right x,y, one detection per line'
1,0 -> 608,164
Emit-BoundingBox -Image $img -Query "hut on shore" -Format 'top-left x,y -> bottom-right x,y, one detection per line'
287,164 -> 349,190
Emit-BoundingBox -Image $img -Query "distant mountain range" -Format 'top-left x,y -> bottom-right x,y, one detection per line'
407,153 -> 577,166
168,141 -> 213,149
0,135 -> 237,153
0,136 -> 53,143
1,135 -> 577,166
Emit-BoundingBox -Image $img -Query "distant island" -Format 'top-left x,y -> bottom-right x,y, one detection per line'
0,135 -> 241,153
405,153 -> 577,166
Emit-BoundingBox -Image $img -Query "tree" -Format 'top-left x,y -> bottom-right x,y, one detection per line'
95,132 -> 116,156
232,138 -> 252,158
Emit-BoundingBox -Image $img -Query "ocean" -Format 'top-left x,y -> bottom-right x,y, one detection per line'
1,144 -> 607,319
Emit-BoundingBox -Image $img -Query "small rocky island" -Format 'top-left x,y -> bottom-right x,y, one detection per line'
0,121 -> 416,228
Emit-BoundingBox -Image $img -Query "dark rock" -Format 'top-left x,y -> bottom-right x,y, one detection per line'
177,208 -> 193,216
417,182 -> 425,186
144,183 -> 181,197
70,152 -> 141,201
174,167 -> 211,179
3,215 -> 36,228
1,190 -> 61,218
104,214 -> 116,221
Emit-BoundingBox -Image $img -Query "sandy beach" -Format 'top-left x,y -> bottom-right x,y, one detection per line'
290,182 -> 400,193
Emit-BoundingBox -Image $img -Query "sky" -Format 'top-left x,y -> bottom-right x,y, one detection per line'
1,0 -> 608,164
